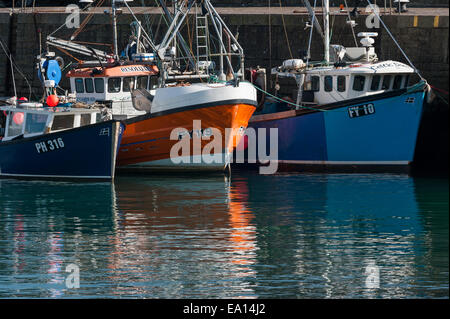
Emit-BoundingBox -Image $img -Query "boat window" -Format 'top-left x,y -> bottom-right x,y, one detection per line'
108,77 -> 121,93
24,113 -> 48,135
75,78 -> 84,93
51,114 -> 75,131
337,76 -> 346,92
7,111 -> 25,136
136,76 -> 148,89
150,76 -> 159,90
370,75 -> 381,91
95,78 -> 105,93
404,75 -> 410,88
311,76 -> 320,92
382,75 -> 392,90
352,75 -> 366,92
324,76 -> 333,92
0,111 -> 6,137
85,78 -> 94,93
123,77 -> 135,92
393,75 -> 403,90
80,113 -> 92,126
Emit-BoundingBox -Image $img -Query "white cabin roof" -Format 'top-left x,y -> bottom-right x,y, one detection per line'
306,60 -> 414,76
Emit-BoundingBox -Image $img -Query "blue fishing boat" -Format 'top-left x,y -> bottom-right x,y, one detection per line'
237,1 -> 433,172
0,105 -> 124,180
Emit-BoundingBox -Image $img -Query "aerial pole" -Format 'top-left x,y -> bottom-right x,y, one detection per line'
323,0 -> 330,64
112,0 -> 119,58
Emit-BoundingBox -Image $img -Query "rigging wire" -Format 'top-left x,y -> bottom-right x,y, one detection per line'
279,0 -> 293,59
343,0 -> 358,47
48,0 -> 96,38
0,37 -> 33,100
306,0 -> 317,67
365,0 -> 424,81
71,0 -> 106,41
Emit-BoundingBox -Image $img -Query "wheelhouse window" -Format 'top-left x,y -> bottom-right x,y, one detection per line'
123,77 -> 135,92
0,111 -> 6,137
7,111 -> 24,136
150,76 -> 159,90
85,78 -> 94,93
311,76 -> 320,92
370,75 -> 381,91
324,76 -> 333,92
80,114 -> 92,126
337,76 -> 346,92
393,75 -> 403,90
352,75 -> 366,92
75,78 -> 84,93
95,78 -> 105,93
382,75 -> 392,90
24,113 -> 48,135
136,76 -> 148,90
404,75 -> 410,88
108,78 -> 121,93
51,114 -> 75,131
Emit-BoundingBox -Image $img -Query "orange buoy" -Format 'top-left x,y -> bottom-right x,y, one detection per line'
46,95 -> 59,107
13,112 -> 24,125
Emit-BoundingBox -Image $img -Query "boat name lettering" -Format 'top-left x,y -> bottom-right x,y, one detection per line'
120,66 -> 151,73
178,128 -> 213,140
348,103 -> 375,118
35,138 -> 65,153
370,62 -> 405,71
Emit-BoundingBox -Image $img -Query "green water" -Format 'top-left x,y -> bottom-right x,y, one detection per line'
0,173 -> 448,298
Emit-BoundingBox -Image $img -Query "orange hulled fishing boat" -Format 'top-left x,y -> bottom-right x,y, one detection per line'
45,0 -> 257,171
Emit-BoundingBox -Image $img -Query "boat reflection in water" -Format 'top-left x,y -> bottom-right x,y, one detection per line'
110,175 -> 258,298
0,173 -> 447,298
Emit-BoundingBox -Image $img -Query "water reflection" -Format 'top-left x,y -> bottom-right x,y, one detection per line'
0,173 -> 447,298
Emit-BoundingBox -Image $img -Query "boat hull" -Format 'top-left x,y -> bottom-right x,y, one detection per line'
236,89 -> 426,172
0,120 -> 123,180
117,102 -> 256,171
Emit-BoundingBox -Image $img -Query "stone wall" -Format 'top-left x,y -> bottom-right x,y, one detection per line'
0,13 -> 10,97
1,1 -> 449,8
0,9 -> 448,170
211,1 -> 449,7
3,11 -> 449,98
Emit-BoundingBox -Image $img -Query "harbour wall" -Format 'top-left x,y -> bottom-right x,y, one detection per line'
0,8 -> 448,172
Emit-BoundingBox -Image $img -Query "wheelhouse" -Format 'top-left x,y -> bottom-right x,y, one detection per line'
67,64 -> 159,105
301,61 -> 414,105
0,106 -> 101,142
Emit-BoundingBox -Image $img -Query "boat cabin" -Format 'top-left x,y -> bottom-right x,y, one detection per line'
66,64 -> 159,119
0,106 -> 101,142
301,60 -> 414,105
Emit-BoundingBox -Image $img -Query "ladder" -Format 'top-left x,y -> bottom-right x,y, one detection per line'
195,5 -> 210,74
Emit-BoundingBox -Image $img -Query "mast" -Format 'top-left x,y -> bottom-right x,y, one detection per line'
112,0 -> 119,58
323,0 -> 330,64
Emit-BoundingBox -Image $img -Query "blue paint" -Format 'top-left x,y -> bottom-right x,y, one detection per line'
247,90 -> 425,164
0,121 -> 123,179
38,59 -> 62,86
